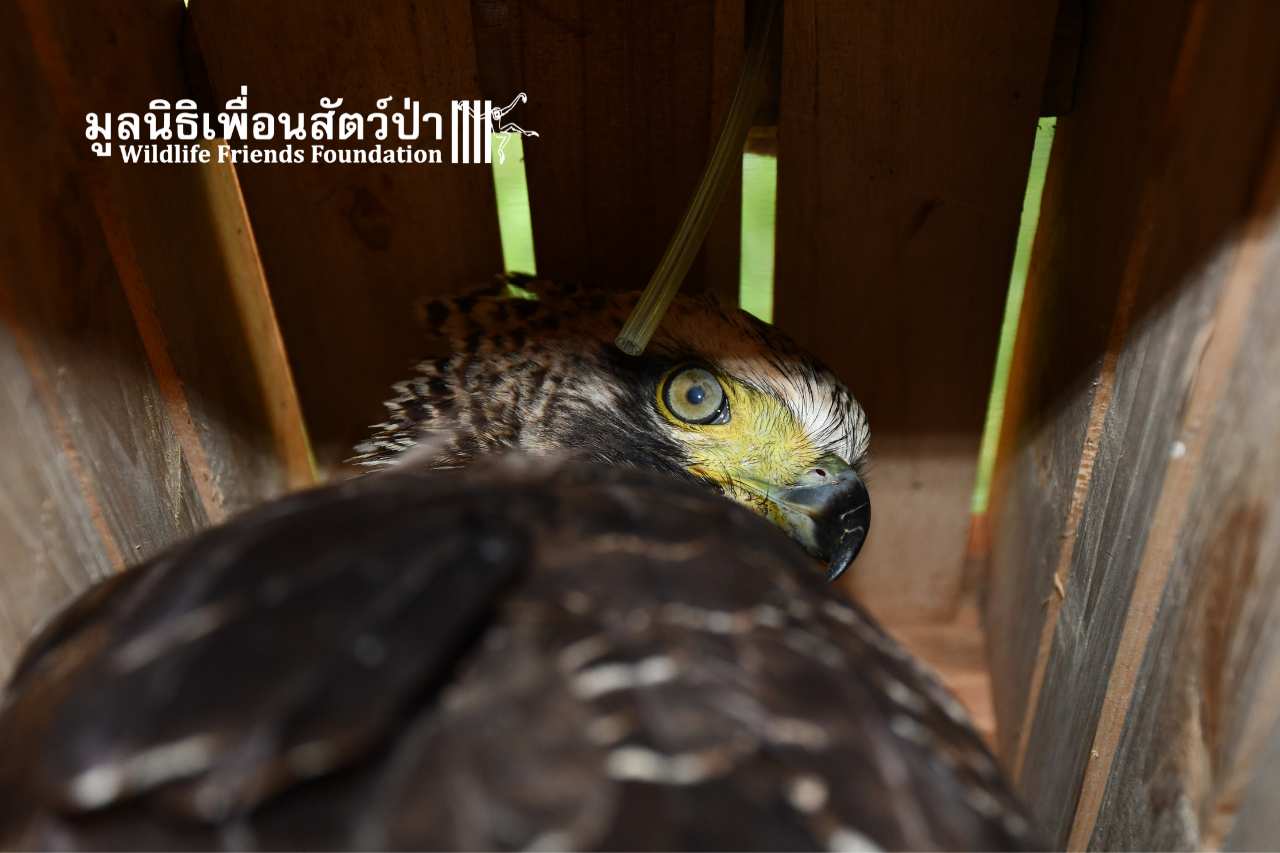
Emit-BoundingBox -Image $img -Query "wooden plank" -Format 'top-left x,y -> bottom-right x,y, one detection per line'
509,0 -> 743,300
17,0 -> 228,523
189,0 -> 504,472
0,0 -> 317,678
775,0 -> 1061,622
986,0 -> 1207,771
0,0 -> 209,554
0,284 -> 117,682
1040,0 -> 1084,117
1011,0 -> 1214,793
19,0 -> 316,513
0,0 -> 209,666
1083,84 -> 1280,852
702,0 -> 746,305
197,152 -> 317,491
1225,711 -> 1280,851
1025,235 -> 1222,849
983,0 -> 1280,846
0,0 -> 314,676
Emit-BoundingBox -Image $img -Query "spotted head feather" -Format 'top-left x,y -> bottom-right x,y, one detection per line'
354,278 -> 870,491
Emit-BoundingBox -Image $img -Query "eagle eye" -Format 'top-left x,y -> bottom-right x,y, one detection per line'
662,366 -> 729,425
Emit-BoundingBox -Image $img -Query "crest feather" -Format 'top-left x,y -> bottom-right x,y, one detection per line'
354,279 -> 868,474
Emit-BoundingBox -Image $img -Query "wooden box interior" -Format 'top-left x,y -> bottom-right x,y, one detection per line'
1,1 -> 1278,849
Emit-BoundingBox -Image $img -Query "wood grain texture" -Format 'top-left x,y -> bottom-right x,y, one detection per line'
775,0 -> 1061,621
189,0 -> 505,471
1011,0 -> 1214,788
1086,85 -> 1280,853
983,0 -> 1280,847
0,293 -> 116,682
23,0 -> 318,517
0,0 -> 211,674
508,0 -> 743,300
18,0 -> 230,523
987,0 -> 1205,771
198,152 -> 317,491
1226,711 -> 1280,852
1025,245 -> 1222,849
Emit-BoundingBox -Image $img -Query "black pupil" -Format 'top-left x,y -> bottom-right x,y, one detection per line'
686,386 -> 706,405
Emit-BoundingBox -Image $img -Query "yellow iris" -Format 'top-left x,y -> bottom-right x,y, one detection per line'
655,365 -> 820,511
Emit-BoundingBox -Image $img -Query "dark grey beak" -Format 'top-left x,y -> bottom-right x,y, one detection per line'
761,457 -> 871,583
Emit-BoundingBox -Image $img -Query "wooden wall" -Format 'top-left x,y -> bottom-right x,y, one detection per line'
510,0 -> 745,304
0,0 -> 1089,700
0,0 -> 309,680
186,0 -> 1067,641
189,0 -> 505,475
776,0 -> 1062,622
7,3 -> 1280,848
187,0 -> 749,473
985,0 -> 1280,847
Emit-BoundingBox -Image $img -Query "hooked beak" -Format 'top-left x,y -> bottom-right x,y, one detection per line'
748,455 -> 871,583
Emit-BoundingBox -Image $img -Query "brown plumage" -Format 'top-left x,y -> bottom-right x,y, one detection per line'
354,279 -> 869,481
0,458 -> 1029,850
0,282 -> 1032,850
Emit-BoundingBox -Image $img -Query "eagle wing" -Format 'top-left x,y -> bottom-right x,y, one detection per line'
0,459 -> 1030,851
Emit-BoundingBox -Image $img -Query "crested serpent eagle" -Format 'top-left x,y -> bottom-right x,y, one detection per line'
356,281 -> 871,581
0,281 -> 1032,850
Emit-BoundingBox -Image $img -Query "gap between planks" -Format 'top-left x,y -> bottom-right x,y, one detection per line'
1010,0 -> 1212,788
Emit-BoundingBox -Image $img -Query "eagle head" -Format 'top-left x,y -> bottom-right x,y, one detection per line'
356,279 -> 871,581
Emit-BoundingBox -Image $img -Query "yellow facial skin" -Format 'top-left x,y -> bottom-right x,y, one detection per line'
656,366 -> 822,520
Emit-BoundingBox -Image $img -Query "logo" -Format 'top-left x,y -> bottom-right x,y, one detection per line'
83,87 -> 538,167
453,94 -> 539,165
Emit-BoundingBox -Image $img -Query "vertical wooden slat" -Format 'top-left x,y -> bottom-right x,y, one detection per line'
509,0 -> 743,300
0,0 -> 324,675
1083,108 -> 1280,851
190,0 -> 505,472
775,0 -> 1061,622
1008,0 -> 1213,786
0,278 -> 120,679
197,153 -> 317,490
702,0 -> 746,305
988,0 -> 1206,770
0,0 -> 208,675
506,0 -> 586,281
985,0 -> 1280,846
16,0 -> 230,524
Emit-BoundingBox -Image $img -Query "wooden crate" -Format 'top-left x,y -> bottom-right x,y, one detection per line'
0,0 -> 1277,849
986,0 -> 1280,848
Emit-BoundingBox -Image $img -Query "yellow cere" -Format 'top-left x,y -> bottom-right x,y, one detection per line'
656,367 -> 819,511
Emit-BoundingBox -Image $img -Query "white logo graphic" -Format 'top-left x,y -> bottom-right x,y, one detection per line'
85,87 -> 539,167
451,93 -> 539,165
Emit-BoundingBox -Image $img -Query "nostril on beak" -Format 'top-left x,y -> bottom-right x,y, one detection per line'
799,456 -> 848,486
